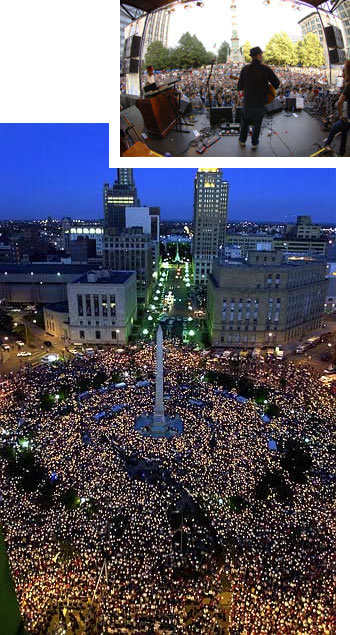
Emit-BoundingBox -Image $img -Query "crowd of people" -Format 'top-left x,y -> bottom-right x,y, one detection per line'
120,62 -> 331,112
0,341 -> 335,633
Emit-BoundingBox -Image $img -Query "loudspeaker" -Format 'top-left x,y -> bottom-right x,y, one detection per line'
285,97 -> 296,112
210,106 -> 233,126
121,105 -> 145,141
124,35 -> 142,59
235,106 -> 242,123
266,98 -> 283,114
122,58 -> 139,74
180,96 -> 192,115
324,25 -> 344,50
329,48 -> 346,65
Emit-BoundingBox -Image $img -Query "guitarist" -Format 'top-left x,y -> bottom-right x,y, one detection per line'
237,46 -> 280,149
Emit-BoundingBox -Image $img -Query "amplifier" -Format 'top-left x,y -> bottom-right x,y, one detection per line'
210,107 -> 233,126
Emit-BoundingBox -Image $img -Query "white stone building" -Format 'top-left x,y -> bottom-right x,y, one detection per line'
67,269 -> 137,345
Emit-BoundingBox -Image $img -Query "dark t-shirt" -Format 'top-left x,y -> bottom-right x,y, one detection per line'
237,60 -> 280,108
342,82 -> 350,120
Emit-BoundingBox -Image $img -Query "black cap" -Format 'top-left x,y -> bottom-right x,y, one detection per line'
250,46 -> 263,57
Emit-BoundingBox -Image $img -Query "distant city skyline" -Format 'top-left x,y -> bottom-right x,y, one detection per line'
0,125 -> 336,224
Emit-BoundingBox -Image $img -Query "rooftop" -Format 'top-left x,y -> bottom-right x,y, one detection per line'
73,270 -> 134,285
44,301 -> 69,313
0,264 -> 92,275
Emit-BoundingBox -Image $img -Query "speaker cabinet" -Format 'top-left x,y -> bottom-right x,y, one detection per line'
124,35 -> 142,59
329,48 -> 346,65
122,58 -> 139,74
324,25 -> 344,50
210,106 -> 233,126
266,98 -> 283,114
180,97 -> 192,115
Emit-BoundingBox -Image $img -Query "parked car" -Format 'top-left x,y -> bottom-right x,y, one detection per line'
16,341 -> 25,347
1,344 -> 10,351
17,351 -> 32,357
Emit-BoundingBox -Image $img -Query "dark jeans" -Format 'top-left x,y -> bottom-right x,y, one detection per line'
325,118 -> 350,156
239,106 -> 265,146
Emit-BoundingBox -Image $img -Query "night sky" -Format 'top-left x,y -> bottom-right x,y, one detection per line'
0,124 -> 336,223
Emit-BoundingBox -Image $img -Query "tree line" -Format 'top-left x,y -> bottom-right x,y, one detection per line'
144,31 -> 325,71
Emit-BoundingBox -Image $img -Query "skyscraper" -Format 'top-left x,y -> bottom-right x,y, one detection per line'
103,169 -> 139,231
192,169 -> 229,287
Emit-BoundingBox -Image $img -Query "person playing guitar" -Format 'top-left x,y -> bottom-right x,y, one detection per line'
237,46 -> 280,149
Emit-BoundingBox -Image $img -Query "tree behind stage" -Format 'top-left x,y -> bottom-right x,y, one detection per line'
296,32 -> 325,67
144,40 -> 170,70
264,32 -> 298,66
217,41 -> 231,64
242,41 -> 252,63
145,33 -> 215,70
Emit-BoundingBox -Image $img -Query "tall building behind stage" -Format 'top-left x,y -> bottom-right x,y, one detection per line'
298,10 -> 345,64
120,4 -> 143,67
207,250 -> 328,349
334,0 -> 350,57
123,9 -> 171,62
192,169 -> 228,288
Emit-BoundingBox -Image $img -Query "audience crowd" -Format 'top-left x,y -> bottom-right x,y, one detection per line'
0,342 -> 335,633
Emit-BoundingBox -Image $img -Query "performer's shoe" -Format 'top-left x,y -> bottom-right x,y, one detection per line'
239,140 -> 246,147
252,143 -> 259,149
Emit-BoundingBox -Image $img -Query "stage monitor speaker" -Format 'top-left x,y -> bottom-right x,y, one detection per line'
122,58 -> 139,74
210,106 -> 233,126
329,48 -> 346,65
180,96 -> 192,115
285,97 -> 296,112
121,105 -> 145,142
124,35 -> 142,59
266,98 -> 283,114
324,25 -> 344,50
235,106 -> 242,123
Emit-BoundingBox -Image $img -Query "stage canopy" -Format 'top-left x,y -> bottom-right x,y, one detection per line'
277,0 -> 345,11
122,0 -> 346,16
121,0 -> 194,14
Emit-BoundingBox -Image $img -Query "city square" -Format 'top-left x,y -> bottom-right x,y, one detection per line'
0,337 -> 335,633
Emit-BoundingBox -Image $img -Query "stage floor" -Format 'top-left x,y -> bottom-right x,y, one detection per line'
144,109 -> 349,158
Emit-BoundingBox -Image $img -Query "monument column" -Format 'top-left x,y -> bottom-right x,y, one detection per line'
228,1 -> 243,63
153,324 -> 165,425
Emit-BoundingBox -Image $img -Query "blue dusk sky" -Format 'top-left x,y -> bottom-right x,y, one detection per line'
0,124 -> 336,224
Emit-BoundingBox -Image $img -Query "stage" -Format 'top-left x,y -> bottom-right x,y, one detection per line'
138,109 -> 349,158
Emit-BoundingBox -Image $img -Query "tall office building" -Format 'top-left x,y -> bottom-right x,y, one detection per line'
143,10 -> 171,57
103,169 -> 139,231
192,169 -> 228,287
334,0 -> 350,56
298,11 -> 342,62
103,228 -> 153,305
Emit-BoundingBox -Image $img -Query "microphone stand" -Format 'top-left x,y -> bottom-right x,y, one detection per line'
207,59 -> 216,113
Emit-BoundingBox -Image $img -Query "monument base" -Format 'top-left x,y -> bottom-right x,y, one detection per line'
135,413 -> 184,438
